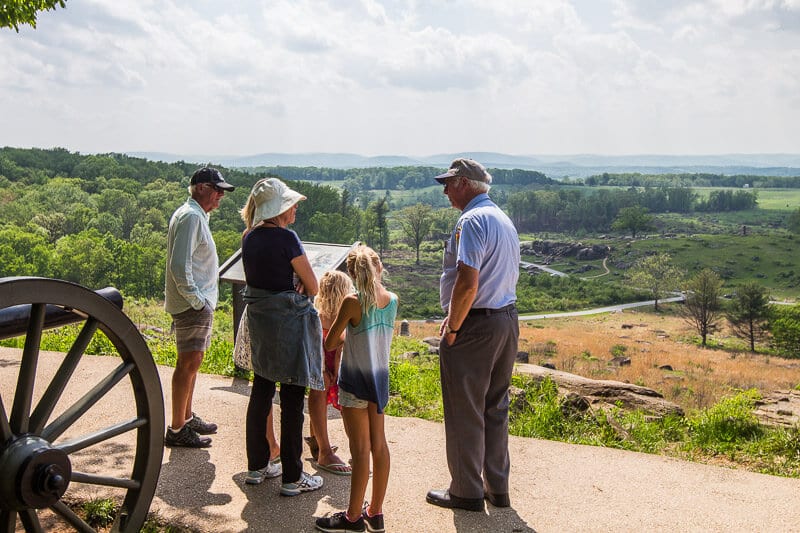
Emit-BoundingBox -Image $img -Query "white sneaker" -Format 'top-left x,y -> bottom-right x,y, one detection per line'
245,461 -> 282,485
280,471 -> 323,496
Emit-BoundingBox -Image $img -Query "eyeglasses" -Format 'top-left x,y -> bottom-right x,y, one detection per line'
443,177 -> 460,190
206,183 -> 225,194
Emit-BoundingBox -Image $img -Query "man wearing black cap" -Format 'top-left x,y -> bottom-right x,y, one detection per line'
164,167 -> 235,447
426,158 -> 520,511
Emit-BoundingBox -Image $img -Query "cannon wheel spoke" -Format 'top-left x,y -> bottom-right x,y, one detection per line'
10,303 -> 45,434
50,501 -> 96,533
0,277 -> 165,533
30,317 -> 99,434
1,511 -> 15,533
17,510 -> 43,533
0,394 -> 11,443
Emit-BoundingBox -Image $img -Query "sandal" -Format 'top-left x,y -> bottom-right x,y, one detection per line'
304,436 -> 337,462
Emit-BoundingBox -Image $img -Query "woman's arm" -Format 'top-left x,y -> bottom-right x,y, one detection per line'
290,254 -> 319,296
323,295 -> 360,352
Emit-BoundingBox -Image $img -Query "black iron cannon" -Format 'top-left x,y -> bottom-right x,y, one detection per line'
0,277 -> 164,532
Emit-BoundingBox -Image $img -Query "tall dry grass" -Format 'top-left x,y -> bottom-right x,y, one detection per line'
407,306 -> 800,413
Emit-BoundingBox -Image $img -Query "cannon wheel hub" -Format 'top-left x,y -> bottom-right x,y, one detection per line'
0,435 -> 72,510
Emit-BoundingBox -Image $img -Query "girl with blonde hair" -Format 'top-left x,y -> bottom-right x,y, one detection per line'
306,270 -> 355,475
315,245 -> 397,532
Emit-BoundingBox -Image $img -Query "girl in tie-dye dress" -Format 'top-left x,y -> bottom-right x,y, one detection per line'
316,245 -> 397,533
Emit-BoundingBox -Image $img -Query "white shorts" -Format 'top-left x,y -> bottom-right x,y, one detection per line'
338,389 -> 368,409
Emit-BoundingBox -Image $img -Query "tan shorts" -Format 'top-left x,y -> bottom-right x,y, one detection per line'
338,389 -> 368,409
172,304 -> 214,353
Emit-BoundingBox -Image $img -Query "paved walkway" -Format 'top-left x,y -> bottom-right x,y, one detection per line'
2,348 -> 800,532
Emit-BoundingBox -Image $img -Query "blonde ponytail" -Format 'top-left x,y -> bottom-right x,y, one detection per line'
346,245 -> 382,312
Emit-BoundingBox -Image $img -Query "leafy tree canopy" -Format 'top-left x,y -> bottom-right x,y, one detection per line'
0,0 -> 66,32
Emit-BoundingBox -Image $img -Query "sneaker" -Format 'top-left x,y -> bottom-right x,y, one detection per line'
185,412 -> 217,435
245,461 -> 282,485
315,511 -> 365,532
280,471 -> 323,497
361,502 -> 385,533
164,425 -> 211,448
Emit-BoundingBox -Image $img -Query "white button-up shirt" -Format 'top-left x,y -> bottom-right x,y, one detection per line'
164,198 -> 219,315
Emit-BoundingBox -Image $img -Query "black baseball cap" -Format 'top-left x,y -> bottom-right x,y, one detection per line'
190,167 -> 235,191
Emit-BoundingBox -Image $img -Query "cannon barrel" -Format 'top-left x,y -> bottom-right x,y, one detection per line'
0,286 -> 123,341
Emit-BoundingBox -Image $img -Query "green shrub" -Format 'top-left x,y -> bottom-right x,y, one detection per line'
610,344 -> 628,357
688,389 -> 762,451
82,498 -> 117,528
509,376 -> 570,440
386,356 -> 442,420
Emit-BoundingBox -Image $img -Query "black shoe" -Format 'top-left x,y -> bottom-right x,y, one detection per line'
426,489 -> 484,512
485,492 -> 511,507
165,425 -> 212,448
185,412 -> 217,435
315,511 -> 365,532
361,502 -> 385,533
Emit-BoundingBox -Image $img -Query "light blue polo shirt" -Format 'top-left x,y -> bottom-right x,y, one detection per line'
440,193 -> 520,312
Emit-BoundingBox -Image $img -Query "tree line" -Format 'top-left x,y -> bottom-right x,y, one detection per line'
585,172 -> 800,189
0,147 -> 792,304
505,186 -> 757,234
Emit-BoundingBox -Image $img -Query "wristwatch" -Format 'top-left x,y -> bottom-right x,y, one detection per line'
446,325 -> 460,335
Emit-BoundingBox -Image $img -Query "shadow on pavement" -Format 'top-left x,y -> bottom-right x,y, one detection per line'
452,505 -> 537,532
158,448 -> 232,515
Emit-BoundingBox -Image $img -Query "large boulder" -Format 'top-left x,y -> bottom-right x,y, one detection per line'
753,389 -> 800,428
512,363 -> 684,419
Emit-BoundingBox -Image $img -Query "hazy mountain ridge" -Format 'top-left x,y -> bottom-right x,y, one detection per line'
126,151 -> 800,178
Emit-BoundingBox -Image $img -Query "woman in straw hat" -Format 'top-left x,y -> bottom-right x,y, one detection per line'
240,177 -> 325,496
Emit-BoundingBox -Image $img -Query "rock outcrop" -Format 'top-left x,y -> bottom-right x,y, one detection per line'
520,240 -> 610,261
753,389 -> 800,427
512,363 -> 684,418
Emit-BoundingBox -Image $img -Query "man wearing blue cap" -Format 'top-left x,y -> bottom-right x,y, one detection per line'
426,158 -> 520,511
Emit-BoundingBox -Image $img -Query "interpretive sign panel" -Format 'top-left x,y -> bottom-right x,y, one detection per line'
219,241 -> 359,343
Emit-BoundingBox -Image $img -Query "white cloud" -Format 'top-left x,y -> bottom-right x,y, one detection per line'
0,0 -> 798,156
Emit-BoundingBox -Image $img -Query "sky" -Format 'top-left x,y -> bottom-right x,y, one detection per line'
1,0 -> 799,158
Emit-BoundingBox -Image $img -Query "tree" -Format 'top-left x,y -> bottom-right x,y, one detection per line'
770,305 -> 800,358
0,224 -> 53,277
611,206 -> 654,238
1,0 -> 67,32
727,281 -> 770,352
682,268 -> 722,347
396,204 -> 434,264
362,199 -> 389,257
627,253 -> 683,311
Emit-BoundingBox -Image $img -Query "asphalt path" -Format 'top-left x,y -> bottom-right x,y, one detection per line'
2,347 -> 800,532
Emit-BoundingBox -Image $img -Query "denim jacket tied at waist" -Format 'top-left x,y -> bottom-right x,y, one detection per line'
243,286 -> 324,390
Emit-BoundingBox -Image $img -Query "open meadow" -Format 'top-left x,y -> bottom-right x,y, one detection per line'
404,305 -> 800,414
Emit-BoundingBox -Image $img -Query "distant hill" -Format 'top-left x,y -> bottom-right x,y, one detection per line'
125,151 -> 800,178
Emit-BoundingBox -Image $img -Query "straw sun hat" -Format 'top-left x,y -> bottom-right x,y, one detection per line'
251,178 -> 307,222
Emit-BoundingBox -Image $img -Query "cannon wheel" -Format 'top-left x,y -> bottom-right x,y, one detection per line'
0,277 -> 165,532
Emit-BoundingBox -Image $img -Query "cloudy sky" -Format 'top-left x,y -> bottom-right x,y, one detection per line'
1,0 -> 798,158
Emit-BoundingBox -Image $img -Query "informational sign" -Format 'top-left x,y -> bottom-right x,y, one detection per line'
219,242 -> 358,285
218,241 -> 360,345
